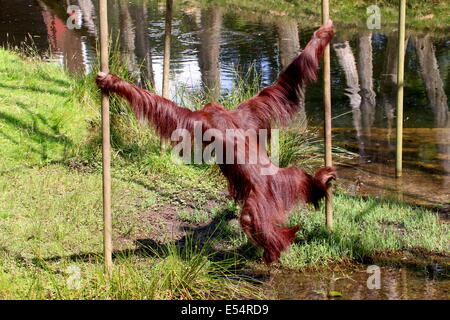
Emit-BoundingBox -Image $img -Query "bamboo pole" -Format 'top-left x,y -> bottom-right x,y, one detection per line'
99,0 -> 112,277
160,0 -> 173,153
322,0 -> 333,230
395,0 -> 406,177
162,0 -> 173,98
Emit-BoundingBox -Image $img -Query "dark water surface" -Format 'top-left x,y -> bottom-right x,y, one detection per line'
264,261 -> 449,300
1,0 -> 449,299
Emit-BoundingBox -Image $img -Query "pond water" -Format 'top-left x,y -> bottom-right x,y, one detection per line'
264,260 -> 449,300
1,0 -> 449,299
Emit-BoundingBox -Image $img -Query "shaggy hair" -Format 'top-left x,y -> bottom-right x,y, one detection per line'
96,22 -> 335,263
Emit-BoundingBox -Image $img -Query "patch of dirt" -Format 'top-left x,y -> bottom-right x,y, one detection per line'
140,205 -> 184,243
380,220 -> 406,236
124,197 -> 231,245
66,158 -> 97,174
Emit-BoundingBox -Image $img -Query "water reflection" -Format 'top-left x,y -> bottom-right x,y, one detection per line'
276,20 -> 300,70
357,32 -> 377,160
118,1 -> 137,76
333,40 -> 363,156
276,20 -> 306,126
198,7 -> 222,100
37,0 -> 88,74
78,0 -> 97,36
414,35 -> 450,191
132,0 -> 155,88
0,0 -> 449,206
266,263 -> 449,300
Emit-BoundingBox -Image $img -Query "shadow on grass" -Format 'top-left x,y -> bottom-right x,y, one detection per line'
0,93 -> 73,163
0,111 -> 72,145
37,72 -> 71,88
0,83 -> 67,97
29,190 -> 447,276
35,206 -> 259,269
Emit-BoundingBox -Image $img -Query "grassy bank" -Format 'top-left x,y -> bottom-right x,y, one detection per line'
0,49 -> 93,171
0,48 -> 448,299
195,0 -> 449,34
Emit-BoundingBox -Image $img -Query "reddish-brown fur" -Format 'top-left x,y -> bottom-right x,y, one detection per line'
96,22 -> 336,264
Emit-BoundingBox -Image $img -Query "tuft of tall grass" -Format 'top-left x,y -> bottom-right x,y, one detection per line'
103,237 -> 263,300
3,34 -> 45,62
278,124 -> 359,170
143,238 -> 264,299
70,37 -> 160,165
0,236 -> 264,300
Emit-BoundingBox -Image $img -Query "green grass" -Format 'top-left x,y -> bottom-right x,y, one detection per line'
0,49 -> 96,171
0,48 -> 448,299
281,193 -> 449,268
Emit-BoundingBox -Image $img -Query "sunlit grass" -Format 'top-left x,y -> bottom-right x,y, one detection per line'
0,48 -> 95,172
0,235 -> 263,300
281,194 -> 450,268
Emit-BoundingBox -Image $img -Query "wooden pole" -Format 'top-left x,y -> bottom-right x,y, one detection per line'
162,0 -> 173,98
99,0 -> 112,277
322,0 -> 333,230
395,0 -> 406,178
160,0 -> 173,153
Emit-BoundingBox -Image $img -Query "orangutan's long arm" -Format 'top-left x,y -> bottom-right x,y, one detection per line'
96,72 -> 207,139
235,21 -> 334,130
